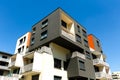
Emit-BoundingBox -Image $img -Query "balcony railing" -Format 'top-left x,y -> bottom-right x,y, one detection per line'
95,72 -> 106,79
21,63 -> 33,73
93,58 -> 109,67
0,76 -> 18,80
61,27 -> 75,42
72,51 -> 86,59
0,58 -> 9,62
0,65 -> 9,70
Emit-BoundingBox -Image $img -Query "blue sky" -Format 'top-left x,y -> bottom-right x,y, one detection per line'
0,0 -> 120,72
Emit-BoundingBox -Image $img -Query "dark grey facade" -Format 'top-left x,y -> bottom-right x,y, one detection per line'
29,8 -> 96,80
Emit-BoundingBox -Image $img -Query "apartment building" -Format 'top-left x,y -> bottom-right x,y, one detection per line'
8,8 -> 112,80
112,71 -> 120,80
8,32 -> 31,80
9,8 -> 96,80
0,51 -> 12,76
88,34 -> 112,80
0,51 -> 19,80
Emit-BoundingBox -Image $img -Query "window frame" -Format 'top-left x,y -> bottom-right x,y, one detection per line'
79,60 -> 85,71
54,58 -> 61,69
40,30 -> 48,40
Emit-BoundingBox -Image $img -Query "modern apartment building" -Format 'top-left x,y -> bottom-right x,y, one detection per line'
8,32 -> 31,80
88,34 -> 112,80
0,51 -> 18,80
112,71 -> 120,80
8,8 -> 112,80
0,51 -> 12,76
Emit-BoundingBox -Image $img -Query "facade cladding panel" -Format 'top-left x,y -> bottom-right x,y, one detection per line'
28,8 -> 96,80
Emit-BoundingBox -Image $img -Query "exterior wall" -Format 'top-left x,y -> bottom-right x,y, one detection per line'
88,34 -> 102,52
15,32 -> 31,55
50,42 -> 70,80
29,8 -> 61,51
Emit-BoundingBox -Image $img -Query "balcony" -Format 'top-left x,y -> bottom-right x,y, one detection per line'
106,74 -> 112,79
72,51 -> 86,59
95,72 -> 107,79
0,76 -> 18,80
21,63 -> 33,73
21,63 -> 40,75
0,58 -> 9,62
0,65 -> 9,70
8,61 -> 15,67
61,27 -> 75,42
93,58 -> 109,67
92,51 -> 101,55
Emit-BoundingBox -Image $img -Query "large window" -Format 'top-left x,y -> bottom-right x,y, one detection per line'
42,19 -> 48,28
79,60 -> 85,71
54,58 -> 61,69
82,29 -> 87,37
2,56 -> 7,59
32,27 -> 36,34
96,40 -> 100,47
61,20 -> 67,28
84,39 -> 88,47
77,25 -> 80,33
19,39 -> 23,45
41,30 -> 47,40
54,76 -> 61,80
32,74 -> 39,80
64,61 -> 69,70
86,51 -> 91,59
31,37 -> 35,45
76,34 -> 82,43
18,48 -> 21,53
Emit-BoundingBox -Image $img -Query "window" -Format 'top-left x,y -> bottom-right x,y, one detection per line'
76,34 -> 82,43
18,48 -> 21,53
41,30 -> 47,40
77,25 -> 80,33
31,37 -> 35,45
19,39 -> 23,45
61,20 -> 67,28
96,40 -> 100,47
22,46 -> 24,52
54,58 -> 61,69
79,60 -> 85,71
32,27 -> 36,34
13,68 -> 20,74
64,61 -> 69,70
32,74 -> 39,80
84,39 -> 88,47
2,56 -> 7,59
86,51 -> 91,59
54,76 -> 61,80
23,37 -> 26,43
0,62 -> 8,66
82,29 -> 87,37
42,19 -> 48,28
